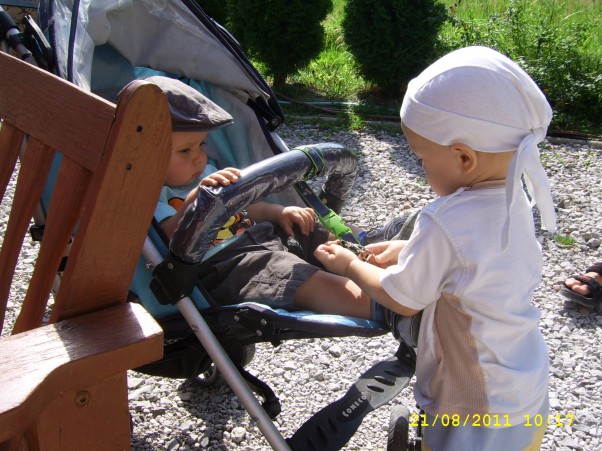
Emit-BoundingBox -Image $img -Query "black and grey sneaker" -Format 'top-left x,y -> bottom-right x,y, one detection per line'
384,308 -> 422,348
362,209 -> 420,244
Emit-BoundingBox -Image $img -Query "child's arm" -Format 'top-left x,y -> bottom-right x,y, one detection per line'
314,242 -> 421,316
199,167 -> 316,235
247,203 -> 317,237
364,240 -> 408,268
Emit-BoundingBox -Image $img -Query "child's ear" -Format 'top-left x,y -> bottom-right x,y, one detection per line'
451,143 -> 477,173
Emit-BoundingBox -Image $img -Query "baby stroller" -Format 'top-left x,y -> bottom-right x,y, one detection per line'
1,1 -> 417,448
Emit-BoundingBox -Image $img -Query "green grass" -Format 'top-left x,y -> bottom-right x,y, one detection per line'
442,0 -> 601,57
438,0 -> 602,134
278,0 -> 374,108
554,235 -> 577,247
274,0 -> 601,135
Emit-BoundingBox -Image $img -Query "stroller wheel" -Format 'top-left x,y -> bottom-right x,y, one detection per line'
387,405 -> 410,451
193,363 -> 221,387
190,343 -> 256,388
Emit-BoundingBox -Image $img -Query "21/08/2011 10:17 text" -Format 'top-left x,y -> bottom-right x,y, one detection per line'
410,413 -> 575,428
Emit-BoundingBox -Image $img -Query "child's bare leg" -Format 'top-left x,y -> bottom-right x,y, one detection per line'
293,270 -> 371,319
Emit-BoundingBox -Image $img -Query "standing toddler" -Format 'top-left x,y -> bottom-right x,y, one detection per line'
315,46 -> 555,450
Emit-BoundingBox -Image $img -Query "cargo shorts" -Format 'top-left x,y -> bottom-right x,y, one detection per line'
198,221 -> 330,309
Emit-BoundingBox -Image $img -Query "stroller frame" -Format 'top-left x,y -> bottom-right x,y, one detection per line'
1,1 -> 416,449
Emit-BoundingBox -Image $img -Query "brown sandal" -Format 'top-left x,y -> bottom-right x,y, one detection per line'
561,262 -> 602,308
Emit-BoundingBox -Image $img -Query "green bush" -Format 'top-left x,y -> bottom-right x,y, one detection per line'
342,0 -> 448,98
442,0 -> 601,132
228,0 -> 333,88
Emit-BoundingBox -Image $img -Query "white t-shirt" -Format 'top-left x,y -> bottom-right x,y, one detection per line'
381,181 -> 549,426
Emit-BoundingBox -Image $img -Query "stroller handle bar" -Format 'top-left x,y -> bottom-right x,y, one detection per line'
170,143 -> 358,263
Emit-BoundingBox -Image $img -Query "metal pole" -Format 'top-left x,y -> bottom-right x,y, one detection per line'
176,297 -> 292,451
141,238 -> 291,450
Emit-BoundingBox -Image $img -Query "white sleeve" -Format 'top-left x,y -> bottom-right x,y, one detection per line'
380,213 -> 460,311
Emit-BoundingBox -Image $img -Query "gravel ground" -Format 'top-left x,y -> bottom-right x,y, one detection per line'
3,119 -> 601,450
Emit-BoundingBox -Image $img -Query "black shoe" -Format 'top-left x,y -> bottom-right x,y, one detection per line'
362,209 -> 420,244
384,308 -> 422,348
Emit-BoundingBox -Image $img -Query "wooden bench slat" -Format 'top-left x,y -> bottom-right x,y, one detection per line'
51,82 -> 171,322
0,139 -> 55,334
0,48 -> 115,171
0,303 -> 163,442
0,123 -> 24,202
12,158 -> 91,334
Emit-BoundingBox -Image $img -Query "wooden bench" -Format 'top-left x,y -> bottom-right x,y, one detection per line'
0,51 -> 171,450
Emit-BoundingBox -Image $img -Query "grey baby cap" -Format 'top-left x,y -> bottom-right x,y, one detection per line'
145,75 -> 233,132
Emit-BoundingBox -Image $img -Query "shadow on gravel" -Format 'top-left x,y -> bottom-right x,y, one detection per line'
176,378 -> 250,448
559,302 -> 601,331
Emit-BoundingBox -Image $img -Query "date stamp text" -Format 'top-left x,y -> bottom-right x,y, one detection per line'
409,413 -> 575,428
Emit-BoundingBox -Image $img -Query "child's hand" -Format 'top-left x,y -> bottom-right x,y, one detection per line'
365,240 -> 407,268
200,167 -> 241,187
314,241 -> 359,276
278,206 -> 316,236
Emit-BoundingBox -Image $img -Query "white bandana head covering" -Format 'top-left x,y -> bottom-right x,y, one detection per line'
400,46 -> 556,247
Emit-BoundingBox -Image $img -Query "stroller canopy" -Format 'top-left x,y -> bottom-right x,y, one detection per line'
45,0 -> 273,102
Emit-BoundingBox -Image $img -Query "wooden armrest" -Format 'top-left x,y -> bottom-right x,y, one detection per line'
0,303 -> 163,442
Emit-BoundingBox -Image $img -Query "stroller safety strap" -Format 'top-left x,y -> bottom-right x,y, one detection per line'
292,144 -> 360,243
294,181 -> 359,244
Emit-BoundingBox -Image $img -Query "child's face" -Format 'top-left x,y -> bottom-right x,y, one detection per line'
166,131 -> 209,187
402,124 -> 466,196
